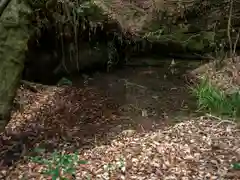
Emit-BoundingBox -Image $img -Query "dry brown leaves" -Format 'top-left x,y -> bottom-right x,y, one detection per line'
0,84 -> 240,179
72,118 -> 240,180
187,57 -> 240,94
3,119 -> 240,179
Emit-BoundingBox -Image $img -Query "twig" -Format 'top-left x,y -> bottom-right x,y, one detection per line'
215,120 -> 236,127
205,113 -> 236,127
233,28 -> 240,62
227,0 -> 233,58
20,80 -> 39,93
120,79 -> 148,89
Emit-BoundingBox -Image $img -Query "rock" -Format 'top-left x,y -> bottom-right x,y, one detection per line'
121,129 -> 136,137
0,0 -> 33,128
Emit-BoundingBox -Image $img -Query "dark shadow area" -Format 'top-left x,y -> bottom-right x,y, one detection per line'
22,17 -> 129,86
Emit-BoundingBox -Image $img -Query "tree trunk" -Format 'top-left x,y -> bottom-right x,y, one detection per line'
0,0 -> 33,131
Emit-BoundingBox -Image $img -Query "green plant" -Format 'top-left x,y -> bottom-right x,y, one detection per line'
232,162 -> 240,170
57,77 -> 72,86
30,148 -> 87,180
190,78 -> 240,119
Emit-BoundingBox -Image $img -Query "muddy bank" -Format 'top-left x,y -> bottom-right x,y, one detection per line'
70,58 -> 204,123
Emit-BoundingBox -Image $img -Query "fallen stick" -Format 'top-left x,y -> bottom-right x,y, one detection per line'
20,80 -> 39,93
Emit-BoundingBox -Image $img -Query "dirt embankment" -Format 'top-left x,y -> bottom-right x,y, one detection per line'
94,0 -> 240,54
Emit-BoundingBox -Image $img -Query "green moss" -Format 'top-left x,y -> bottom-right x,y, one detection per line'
143,24 -> 217,53
0,0 -> 33,124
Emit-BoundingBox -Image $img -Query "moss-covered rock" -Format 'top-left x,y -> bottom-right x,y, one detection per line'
0,0 -> 33,128
93,0 -> 240,55
142,26 -> 216,54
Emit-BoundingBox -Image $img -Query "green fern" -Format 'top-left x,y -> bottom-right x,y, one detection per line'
190,78 -> 240,119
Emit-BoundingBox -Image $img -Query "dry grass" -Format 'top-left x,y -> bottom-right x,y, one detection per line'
187,56 -> 240,95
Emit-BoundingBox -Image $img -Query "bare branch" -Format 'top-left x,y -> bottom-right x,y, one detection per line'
227,0 -> 234,58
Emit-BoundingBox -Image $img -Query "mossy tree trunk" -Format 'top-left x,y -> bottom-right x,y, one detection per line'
0,0 -> 33,130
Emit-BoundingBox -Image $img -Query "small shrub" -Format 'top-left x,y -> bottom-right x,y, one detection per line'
190,78 -> 240,119
30,148 -> 87,180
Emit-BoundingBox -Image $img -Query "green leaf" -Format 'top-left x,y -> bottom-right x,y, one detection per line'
232,163 -> 240,170
30,156 -> 47,164
33,147 -> 45,153
78,160 -> 88,164
51,167 -> 61,180
57,77 -> 72,86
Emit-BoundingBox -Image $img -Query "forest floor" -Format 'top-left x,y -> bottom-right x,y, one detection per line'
0,58 -> 240,179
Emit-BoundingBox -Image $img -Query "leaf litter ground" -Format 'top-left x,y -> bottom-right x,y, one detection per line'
0,66 -> 240,179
